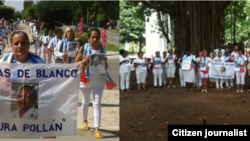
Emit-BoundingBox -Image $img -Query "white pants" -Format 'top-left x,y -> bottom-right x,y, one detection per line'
179,68 -> 185,86
136,71 -> 147,84
34,41 -> 40,54
80,86 -> 103,128
236,71 -> 246,85
46,52 -> 53,64
195,72 -> 201,87
162,67 -> 167,86
119,71 -> 131,90
216,79 -> 224,87
7,35 -> 11,45
167,67 -> 176,78
41,46 -> 46,63
153,68 -> 163,86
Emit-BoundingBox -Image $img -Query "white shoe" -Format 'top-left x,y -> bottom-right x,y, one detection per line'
241,90 -> 243,93
220,86 -> 223,89
205,89 -> 207,93
216,87 -> 219,89
202,89 -> 204,93
172,85 -> 176,88
236,90 -> 240,93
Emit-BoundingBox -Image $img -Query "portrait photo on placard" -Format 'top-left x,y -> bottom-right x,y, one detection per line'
11,83 -> 39,120
67,42 -> 77,53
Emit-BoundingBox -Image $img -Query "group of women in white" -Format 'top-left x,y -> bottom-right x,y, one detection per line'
120,45 -> 249,93
0,19 -> 14,57
2,20 -> 108,138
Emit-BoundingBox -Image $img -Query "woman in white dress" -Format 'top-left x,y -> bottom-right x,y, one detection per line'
235,50 -> 247,92
119,49 -> 131,92
215,51 -> 225,89
166,49 -> 177,88
133,52 -> 148,91
178,52 -> 185,87
197,50 -> 211,92
183,49 -> 196,92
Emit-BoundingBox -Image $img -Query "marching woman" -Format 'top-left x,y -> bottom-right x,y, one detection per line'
235,49 -> 247,93
178,52 -> 185,87
166,49 -> 177,88
182,49 -> 196,92
215,51 -> 225,89
76,28 -> 109,138
48,28 -> 63,63
197,50 -> 211,92
43,29 -> 54,64
54,27 -> 77,64
0,31 -> 44,64
151,51 -> 165,88
119,49 -> 131,92
133,52 -> 148,91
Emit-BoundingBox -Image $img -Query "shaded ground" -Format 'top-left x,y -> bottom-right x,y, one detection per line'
120,70 -> 250,141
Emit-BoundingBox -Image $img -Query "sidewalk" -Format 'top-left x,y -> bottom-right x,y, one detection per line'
3,24 -> 119,139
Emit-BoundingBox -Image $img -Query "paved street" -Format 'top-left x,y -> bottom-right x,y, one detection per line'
2,24 -> 119,139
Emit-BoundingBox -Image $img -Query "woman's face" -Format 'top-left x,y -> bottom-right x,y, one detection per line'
239,50 -> 242,56
156,52 -> 160,57
212,52 -> 216,57
11,34 -> 30,61
88,31 -> 100,48
123,51 -> 128,57
56,30 -> 62,39
203,52 -> 207,57
138,53 -> 143,58
17,88 -> 35,110
66,30 -> 74,40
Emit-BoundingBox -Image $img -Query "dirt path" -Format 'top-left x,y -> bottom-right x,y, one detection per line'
120,70 -> 250,141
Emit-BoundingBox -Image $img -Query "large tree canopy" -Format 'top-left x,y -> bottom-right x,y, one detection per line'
120,1 -> 145,52
23,0 -> 33,10
139,1 -> 231,54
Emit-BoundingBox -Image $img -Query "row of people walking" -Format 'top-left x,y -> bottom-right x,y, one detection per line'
0,21 -> 107,138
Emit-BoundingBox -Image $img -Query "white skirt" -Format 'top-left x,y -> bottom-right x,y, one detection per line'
184,69 -> 195,83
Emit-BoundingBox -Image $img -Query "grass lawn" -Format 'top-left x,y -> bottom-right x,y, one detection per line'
101,42 -> 119,52
98,28 -> 119,34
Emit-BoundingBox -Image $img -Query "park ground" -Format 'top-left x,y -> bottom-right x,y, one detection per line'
120,70 -> 250,141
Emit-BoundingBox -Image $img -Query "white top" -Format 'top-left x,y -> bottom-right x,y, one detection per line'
80,49 -> 105,88
214,56 -> 225,62
11,106 -> 38,120
119,56 -> 131,72
231,51 -> 238,61
167,54 -> 176,68
54,40 -> 76,59
33,31 -> 41,40
196,57 -> 211,70
48,37 -> 61,49
133,58 -> 147,72
16,59 -> 32,64
150,56 -> 164,69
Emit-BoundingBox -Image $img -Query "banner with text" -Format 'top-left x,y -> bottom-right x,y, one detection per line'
0,64 -> 80,137
209,62 -> 235,79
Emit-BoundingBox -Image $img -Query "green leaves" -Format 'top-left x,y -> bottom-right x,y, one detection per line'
120,1 -> 145,44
